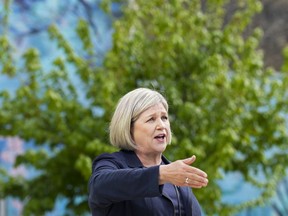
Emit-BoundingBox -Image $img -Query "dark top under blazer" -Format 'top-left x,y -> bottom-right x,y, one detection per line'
88,150 -> 202,216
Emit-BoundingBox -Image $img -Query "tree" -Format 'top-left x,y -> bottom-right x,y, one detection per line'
0,0 -> 288,215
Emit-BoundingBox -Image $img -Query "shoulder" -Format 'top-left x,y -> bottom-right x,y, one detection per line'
94,150 -> 134,162
92,151 -> 123,165
91,150 -> 136,170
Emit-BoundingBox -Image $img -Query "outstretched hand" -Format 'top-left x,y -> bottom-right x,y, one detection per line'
159,155 -> 208,188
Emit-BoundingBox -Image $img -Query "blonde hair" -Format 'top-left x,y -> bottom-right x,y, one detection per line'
109,88 -> 171,150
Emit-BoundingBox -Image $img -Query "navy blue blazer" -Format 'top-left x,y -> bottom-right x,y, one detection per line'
88,150 -> 202,216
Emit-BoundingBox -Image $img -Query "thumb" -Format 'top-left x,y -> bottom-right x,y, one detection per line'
182,155 -> 196,165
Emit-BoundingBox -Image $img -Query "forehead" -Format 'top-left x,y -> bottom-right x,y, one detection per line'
140,103 -> 167,116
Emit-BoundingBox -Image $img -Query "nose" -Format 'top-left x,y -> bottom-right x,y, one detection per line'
156,119 -> 165,129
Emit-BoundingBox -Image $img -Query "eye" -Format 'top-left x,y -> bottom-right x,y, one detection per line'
161,116 -> 168,121
146,117 -> 154,122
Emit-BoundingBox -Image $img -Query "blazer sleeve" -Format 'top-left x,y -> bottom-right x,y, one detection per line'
88,153 -> 162,208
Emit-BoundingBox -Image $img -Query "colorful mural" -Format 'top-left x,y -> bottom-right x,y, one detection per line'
0,1 -> 287,215
0,137 -> 25,216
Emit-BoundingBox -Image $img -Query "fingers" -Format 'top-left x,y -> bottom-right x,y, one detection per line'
182,155 -> 196,165
188,166 -> 207,178
159,155 -> 209,188
182,156 -> 207,178
173,156 -> 208,188
185,172 -> 209,188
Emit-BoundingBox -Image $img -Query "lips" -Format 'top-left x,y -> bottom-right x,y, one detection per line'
154,133 -> 166,140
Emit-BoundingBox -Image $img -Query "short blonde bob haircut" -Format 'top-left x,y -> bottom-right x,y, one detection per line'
109,88 -> 171,150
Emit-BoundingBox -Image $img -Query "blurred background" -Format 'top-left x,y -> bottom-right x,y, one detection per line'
0,0 -> 288,215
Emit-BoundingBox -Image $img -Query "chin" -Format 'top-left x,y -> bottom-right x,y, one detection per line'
157,145 -> 167,152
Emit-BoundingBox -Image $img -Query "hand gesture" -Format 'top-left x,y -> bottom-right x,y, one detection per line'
159,155 -> 208,188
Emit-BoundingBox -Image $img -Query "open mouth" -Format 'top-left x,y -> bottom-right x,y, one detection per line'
154,134 -> 166,141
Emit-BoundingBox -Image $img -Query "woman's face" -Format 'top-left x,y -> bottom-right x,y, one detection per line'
132,103 -> 171,155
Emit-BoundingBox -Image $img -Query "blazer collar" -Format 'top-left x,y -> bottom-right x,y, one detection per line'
120,149 -> 170,168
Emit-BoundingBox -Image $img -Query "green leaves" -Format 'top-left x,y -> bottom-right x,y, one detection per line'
22,48 -> 42,73
76,19 -> 94,55
0,36 -> 16,76
0,0 -> 288,215
103,0 -> 288,214
281,46 -> 288,73
75,154 -> 92,180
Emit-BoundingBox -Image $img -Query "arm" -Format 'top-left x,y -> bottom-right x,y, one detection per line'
88,155 -> 162,207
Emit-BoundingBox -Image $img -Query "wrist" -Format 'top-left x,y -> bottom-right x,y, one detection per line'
159,165 -> 168,185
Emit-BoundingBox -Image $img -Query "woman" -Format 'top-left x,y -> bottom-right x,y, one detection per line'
88,88 -> 208,216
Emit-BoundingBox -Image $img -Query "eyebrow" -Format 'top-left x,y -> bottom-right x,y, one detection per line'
144,111 -> 168,118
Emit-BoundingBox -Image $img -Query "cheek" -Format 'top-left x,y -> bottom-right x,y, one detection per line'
166,122 -> 171,131
166,123 -> 171,142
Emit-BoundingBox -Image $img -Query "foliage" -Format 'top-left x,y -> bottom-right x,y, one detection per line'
0,0 -> 288,215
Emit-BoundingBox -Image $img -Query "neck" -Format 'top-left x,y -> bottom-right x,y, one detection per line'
135,151 -> 162,167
